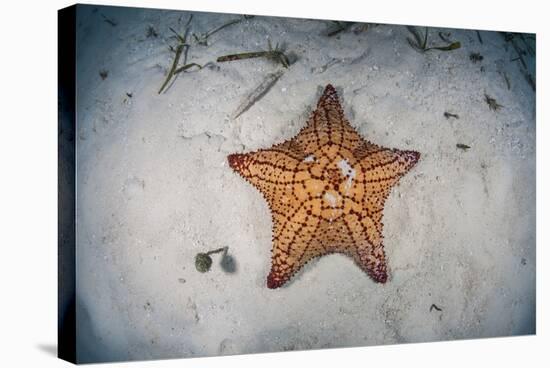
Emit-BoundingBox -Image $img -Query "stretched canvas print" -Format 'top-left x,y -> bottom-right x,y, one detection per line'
58,3 -> 536,364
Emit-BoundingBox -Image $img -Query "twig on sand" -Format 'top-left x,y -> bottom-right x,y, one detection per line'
217,40 -> 290,68
501,32 -> 535,92
444,112 -> 459,119
438,31 -> 452,43
476,30 -> 483,44
498,71 -> 511,90
174,63 -> 202,75
101,13 -> 118,27
193,17 -> 246,46
469,52 -> 483,63
352,23 -> 371,34
456,143 -> 471,151
326,21 -> 354,37
522,70 -> 536,92
232,70 -> 284,119
519,34 -> 535,56
146,25 -> 158,38
158,44 -> 185,94
484,94 -> 503,111
407,26 -> 461,53
158,15 -> 198,94
502,32 -> 527,68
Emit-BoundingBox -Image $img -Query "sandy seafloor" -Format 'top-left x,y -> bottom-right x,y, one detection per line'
71,4 -> 536,363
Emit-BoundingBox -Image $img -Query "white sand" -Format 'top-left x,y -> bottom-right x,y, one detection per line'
73,5 -> 535,363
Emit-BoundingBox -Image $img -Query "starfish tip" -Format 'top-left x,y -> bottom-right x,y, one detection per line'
396,150 -> 421,170
227,153 -> 248,172
317,84 -> 342,109
376,272 -> 388,283
324,83 -> 336,92
406,150 -> 421,165
266,272 -> 284,289
370,265 -> 388,283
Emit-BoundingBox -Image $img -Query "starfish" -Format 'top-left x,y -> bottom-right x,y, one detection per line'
228,84 -> 420,289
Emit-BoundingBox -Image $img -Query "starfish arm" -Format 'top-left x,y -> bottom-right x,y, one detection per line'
350,148 -> 419,283
358,148 -> 420,209
360,148 -> 420,180
267,209 -> 322,288
354,216 -> 388,283
343,211 -> 388,283
228,149 -> 300,198
353,239 -> 388,283
294,84 -> 362,153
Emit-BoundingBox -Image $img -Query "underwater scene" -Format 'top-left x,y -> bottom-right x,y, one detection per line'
68,4 -> 535,363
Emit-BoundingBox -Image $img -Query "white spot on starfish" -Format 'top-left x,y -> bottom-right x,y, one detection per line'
324,192 -> 338,207
303,154 -> 315,162
337,158 -> 356,191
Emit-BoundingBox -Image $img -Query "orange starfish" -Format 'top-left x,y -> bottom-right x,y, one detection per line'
228,84 -> 420,288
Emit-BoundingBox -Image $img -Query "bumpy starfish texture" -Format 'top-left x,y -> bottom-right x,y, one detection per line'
228,84 -> 420,289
